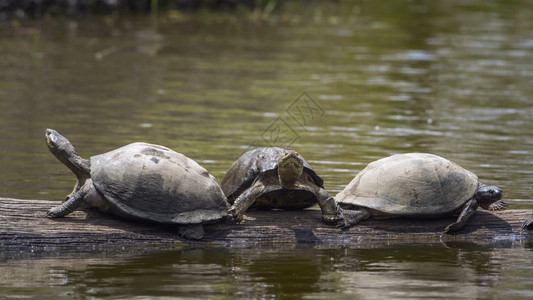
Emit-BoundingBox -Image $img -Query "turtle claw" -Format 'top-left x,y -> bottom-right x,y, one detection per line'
178,224 -> 205,240
228,207 -> 243,224
443,222 -> 463,234
335,208 -> 351,229
335,207 -> 371,229
488,200 -> 506,211
46,208 -> 59,218
322,213 -> 339,226
336,219 -> 349,229
46,206 -> 65,218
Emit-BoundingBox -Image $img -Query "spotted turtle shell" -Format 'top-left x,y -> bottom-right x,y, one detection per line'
90,143 -> 229,224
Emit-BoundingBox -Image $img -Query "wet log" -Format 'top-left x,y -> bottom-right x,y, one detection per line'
1,198 -> 532,255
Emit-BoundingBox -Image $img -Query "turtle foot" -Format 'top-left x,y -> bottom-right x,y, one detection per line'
322,213 -> 339,226
336,208 -> 349,229
522,218 -> 533,230
228,207 -> 244,224
178,224 -> 205,240
46,206 -> 65,218
336,207 -> 370,229
488,200 -> 506,211
443,222 -> 464,234
336,218 -> 349,229
46,192 -> 86,218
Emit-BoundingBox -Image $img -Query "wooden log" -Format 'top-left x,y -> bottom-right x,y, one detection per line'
1,198 -> 532,255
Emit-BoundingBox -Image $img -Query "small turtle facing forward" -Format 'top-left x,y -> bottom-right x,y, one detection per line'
45,129 -> 229,239
336,153 -> 505,233
221,147 -> 339,225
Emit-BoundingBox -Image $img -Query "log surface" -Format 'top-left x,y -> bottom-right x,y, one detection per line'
1,198 -> 532,255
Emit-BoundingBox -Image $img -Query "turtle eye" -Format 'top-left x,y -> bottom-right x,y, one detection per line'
47,134 -> 58,146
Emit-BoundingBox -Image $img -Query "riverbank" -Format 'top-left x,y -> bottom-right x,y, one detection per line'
0,0 -> 275,20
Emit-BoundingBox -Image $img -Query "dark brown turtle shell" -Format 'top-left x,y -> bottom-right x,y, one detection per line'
221,147 -> 324,209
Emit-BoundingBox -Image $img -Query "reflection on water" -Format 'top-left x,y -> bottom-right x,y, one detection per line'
2,244 -> 533,299
1,1 -> 533,299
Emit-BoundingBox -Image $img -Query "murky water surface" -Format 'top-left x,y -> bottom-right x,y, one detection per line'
2,244 -> 533,299
1,1 -> 533,298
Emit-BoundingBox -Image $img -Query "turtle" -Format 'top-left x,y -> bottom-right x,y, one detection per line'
44,129 -> 229,240
335,153 -> 506,233
221,147 -> 339,225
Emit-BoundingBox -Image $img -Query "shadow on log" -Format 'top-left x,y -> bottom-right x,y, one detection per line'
1,198 -> 532,255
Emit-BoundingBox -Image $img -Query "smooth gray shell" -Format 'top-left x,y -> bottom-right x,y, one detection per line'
221,147 -> 323,202
91,143 -> 229,224
335,153 -> 479,216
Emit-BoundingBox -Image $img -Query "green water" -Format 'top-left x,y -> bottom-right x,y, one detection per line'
2,244 -> 533,299
1,1 -> 533,298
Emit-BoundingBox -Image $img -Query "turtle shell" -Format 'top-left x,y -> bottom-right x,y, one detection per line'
335,153 -> 479,216
221,147 -> 324,206
90,143 -> 229,225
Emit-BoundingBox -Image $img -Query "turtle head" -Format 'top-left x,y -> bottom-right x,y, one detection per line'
45,129 -> 74,156
476,185 -> 505,210
45,129 -> 90,180
277,151 -> 304,188
45,128 -> 83,170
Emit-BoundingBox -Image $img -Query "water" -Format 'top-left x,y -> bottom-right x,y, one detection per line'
2,245 -> 533,299
1,0 -> 533,298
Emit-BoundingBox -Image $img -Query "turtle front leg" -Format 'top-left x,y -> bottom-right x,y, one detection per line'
46,180 -> 96,217
315,187 -> 340,225
229,181 -> 265,224
47,189 -> 88,218
444,199 -> 478,233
